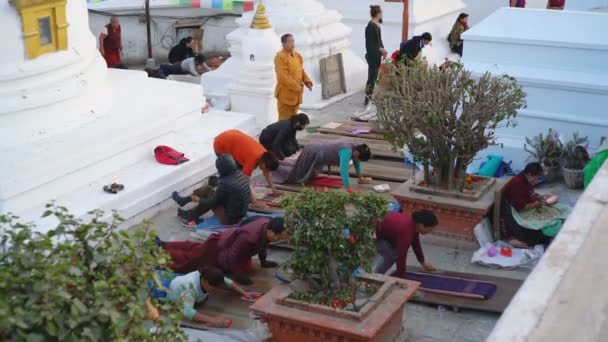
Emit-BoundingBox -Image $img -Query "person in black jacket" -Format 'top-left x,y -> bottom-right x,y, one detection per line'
172,154 -> 251,227
168,36 -> 197,64
259,113 -> 309,160
364,5 -> 387,106
398,32 -> 432,66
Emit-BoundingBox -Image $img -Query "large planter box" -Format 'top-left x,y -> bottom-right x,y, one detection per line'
250,273 -> 420,342
392,177 -> 507,242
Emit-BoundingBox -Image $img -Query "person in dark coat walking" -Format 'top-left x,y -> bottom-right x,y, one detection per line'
259,113 -> 309,160
158,217 -> 288,285
364,5 -> 387,106
398,32 -> 432,66
171,154 -> 251,227
168,36 -> 198,63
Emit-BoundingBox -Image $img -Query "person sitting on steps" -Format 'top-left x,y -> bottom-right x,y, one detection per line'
172,154 -> 250,228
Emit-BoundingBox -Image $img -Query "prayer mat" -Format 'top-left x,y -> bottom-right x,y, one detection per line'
307,176 -> 343,188
405,272 -> 498,300
195,216 -> 239,231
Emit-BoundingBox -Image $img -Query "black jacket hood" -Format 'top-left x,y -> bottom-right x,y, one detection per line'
216,154 -> 238,177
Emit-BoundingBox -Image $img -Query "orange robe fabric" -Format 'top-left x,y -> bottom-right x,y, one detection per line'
274,49 -> 311,121
213,130 -> 266,177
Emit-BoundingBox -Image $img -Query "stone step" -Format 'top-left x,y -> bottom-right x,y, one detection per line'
19,109 -> 256,233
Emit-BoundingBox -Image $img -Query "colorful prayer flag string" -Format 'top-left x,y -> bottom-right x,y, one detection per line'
87,0 -> 254,11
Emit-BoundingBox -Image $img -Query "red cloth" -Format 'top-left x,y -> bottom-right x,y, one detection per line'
503,173 -> 536,211
165,218 -> 271,277
308,176 -> 343,188
213,130 -> 266,177
376,211 -> 425,278
547,0 -> 565,7
154,145 -> 189,165
103,50 -> 121,68
103,24 -> 121,52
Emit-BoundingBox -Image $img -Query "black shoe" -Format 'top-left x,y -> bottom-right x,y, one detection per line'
172,191 -> 191,207
154,236 -> 165,248
208,175 -> 219,187
177,208 -> 189,219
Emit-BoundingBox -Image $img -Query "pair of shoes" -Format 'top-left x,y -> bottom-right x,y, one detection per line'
181,218 -> 204,228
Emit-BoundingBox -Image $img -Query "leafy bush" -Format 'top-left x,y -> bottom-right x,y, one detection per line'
374,62 -> 526,192
562,132 -> 589,170
281,190 -> 387,301
0,206 -> 186,342
525,128 -> 564,168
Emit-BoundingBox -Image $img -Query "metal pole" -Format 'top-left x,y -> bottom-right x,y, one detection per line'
144,0 -> 155,67
402,0 -> 409,41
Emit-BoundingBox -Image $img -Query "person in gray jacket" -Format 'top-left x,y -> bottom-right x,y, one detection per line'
156,54 -> 210,79
172,154 -> 251,227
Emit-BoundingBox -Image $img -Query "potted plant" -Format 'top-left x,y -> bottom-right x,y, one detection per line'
373,62 -> 527,241
250,190 -> 421,342
524,128 -> 564,183
0,206 -> 186,341
561,132 -> 589,189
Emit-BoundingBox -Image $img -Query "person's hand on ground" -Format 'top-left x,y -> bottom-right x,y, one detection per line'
305,81 -> 313,91
421,262 -> 437,272
261,260 -> 278,268
209,317 -> 232,328
233,274 -> 254,286
358,176 -> 373,184
245,292 -> 262,300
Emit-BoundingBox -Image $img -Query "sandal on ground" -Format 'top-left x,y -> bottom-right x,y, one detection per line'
103,183 -> 125,194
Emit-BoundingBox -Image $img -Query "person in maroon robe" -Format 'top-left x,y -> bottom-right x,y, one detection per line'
374,210 -> 438,278
501,162 -> 557,246
99,16 -> 122,68
157,216 -> 288,285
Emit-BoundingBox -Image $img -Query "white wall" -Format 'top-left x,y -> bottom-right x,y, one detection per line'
89,7 -> 239,64
318,0 -> 547,61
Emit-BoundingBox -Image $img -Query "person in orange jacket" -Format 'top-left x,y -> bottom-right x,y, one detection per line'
274,34 -> 313,121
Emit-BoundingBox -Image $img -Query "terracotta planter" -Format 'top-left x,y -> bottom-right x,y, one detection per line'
250,273 -> 420,342
562,167 -> 584,189
392,177 -> 506,242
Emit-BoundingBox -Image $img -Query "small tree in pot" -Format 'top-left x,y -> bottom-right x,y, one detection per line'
280,189 -> 387,309
374,63 -> 526,192
525,128 -> 564,182
561,132 -> 589,189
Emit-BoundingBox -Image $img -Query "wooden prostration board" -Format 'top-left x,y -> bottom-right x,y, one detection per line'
275,177 -> 402,201
319,121 -> 386,140
406,266 -> 523,313
299,133 -> 404,160
328,159 -> 413,183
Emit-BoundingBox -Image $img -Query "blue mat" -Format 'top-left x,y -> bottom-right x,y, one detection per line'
195,211 -> 284,230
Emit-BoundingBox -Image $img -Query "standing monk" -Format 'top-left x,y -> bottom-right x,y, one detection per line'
364,5 -> 387,106
274,34 -> 313,121
99,16 -> 122,68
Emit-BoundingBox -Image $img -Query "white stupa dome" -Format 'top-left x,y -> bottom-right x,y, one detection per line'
0,0 -> 107,114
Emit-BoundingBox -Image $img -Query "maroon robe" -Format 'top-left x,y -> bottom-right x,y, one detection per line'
376,211 -> 425,278
164,217 -> 270,277
503,173 -> 536,211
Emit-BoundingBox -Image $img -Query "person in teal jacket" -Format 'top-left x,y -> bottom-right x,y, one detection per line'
584,137 -> 608,188
272,140 -> 373,190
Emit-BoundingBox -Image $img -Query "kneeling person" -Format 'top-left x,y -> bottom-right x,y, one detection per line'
259,113 -> 310,161
160,217 -> 288,285
374,210 -> 438,278
148,267 -> 256,328
172,154 -> 250,227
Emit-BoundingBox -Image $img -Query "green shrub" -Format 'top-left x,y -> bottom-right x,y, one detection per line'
0,205 -> 186,342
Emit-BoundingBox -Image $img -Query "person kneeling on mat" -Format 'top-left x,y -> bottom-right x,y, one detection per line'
157,216 -> 288,285
172,154 -> 250,228
146,267 -> 256,328
259,113 -> 310,161
374,209 -> 438,278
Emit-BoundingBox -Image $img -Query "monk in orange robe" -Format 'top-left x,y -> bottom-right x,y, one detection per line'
274,34 -> 313,121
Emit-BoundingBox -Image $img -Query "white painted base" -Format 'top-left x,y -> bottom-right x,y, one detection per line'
462,8 -> 608,171
1,67 -> 255,231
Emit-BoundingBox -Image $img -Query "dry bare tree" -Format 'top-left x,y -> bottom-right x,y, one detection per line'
374,63 -> 526,192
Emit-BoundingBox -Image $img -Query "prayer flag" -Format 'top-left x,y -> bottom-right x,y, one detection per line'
222,0 -> 233,10
212,0 -> 222,8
